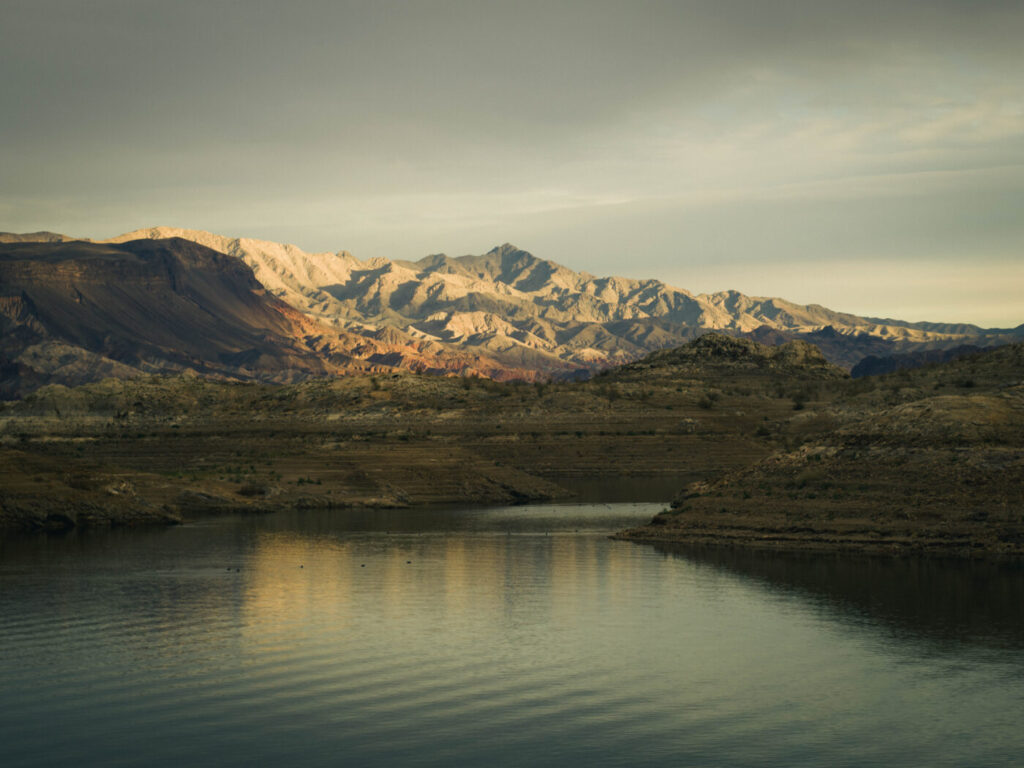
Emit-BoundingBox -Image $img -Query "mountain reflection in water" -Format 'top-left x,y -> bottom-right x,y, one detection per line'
648,543 -> 1024,654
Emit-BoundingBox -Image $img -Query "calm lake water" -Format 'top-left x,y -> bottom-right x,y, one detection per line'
2,503 -> 1023,768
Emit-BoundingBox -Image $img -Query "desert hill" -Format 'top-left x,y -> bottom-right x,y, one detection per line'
619,342 -> 1024,555
0,238 -> 337,395
607,332 -> 847,383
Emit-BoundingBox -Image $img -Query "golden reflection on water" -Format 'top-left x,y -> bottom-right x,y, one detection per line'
235,532 -> 659,649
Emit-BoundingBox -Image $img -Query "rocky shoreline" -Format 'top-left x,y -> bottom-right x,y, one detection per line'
616,344 -> 1024,558
5,336 -> 1021,552
0,441 -> 570,534
615,518 -> 1024,559
614,444 -> 1024,558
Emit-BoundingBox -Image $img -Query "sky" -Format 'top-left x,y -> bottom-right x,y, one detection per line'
2,0 -> 1022,327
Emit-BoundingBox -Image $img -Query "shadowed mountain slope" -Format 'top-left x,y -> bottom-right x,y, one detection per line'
0,238 -> 337,394
850,344 -> 988,378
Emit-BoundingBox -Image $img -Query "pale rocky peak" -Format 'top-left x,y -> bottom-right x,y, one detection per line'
87,227 -> 1010,374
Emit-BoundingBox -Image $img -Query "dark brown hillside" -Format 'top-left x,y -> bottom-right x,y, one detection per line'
0,238 -> 335,392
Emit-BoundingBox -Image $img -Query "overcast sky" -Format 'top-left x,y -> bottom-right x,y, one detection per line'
2,0 -> 1022,326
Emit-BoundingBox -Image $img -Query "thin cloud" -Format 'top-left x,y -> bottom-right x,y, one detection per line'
1,1 -> 1022,324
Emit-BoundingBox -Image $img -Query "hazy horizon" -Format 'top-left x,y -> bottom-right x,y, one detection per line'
2,1 -> 1022,326
2,223 -> 1016,331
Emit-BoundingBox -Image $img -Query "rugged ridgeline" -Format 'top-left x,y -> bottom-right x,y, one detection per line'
3,227 -> 1021,390
618,342 -> 1024,556
0,238 -> 544,398
103,228 -> 1022,373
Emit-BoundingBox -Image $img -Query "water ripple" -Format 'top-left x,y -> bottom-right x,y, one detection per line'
3,504 -> 1024,768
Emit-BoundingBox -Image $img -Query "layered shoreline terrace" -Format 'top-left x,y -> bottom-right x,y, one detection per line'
3,335 -> 1020,557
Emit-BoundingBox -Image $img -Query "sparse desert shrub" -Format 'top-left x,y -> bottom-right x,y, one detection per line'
64,473 -> 98,491
795,467 -> 827,488
602,384 -> 621,402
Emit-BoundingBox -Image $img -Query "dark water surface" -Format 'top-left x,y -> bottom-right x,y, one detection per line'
2,503 -> 1023,767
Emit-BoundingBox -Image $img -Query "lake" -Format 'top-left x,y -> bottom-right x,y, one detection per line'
2,503 -> 1023,767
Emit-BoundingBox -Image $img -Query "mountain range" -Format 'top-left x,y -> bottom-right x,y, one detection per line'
107,228 -> 1022,369
1,226 -> 1021,395
0,238 -> 538,397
